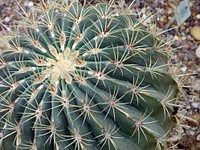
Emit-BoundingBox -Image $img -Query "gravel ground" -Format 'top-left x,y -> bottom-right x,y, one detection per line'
0,0 -> 200,149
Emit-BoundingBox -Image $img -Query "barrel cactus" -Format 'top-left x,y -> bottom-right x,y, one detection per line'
0,0 -> 183,150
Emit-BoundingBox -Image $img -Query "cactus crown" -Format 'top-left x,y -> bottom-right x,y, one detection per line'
0,0 -> 183,150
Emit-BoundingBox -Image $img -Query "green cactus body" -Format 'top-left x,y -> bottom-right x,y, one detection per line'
0,1 -> 180,150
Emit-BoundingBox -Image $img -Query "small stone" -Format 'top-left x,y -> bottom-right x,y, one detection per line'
191,102 -> 199,108
196,14 -> 200,19
190,130 -> 195,135
196,46 -> 200,58
181,36 -> 187,40
24,1 -> 34,7
4,16 -> 10,22
190,26 -> 200,40
160,17 -> 164,22
181,66 -> 187,72
174,35 -> 180,40
29,2 -> 34,7
185,28 -> 190,33
168,16 -> 172,20
167,8 -> 173,14
193,80 -> 200,91
180,25 -> 186,31
197,134 -> 200,141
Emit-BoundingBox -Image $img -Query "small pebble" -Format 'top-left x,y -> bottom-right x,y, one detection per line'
197,134 -> 200,141
167,8 -> 173,14
190,130 -> 195,135
196,46 -> 200,58
191,102 -> 199,108
196,14 -> 200,19
190,26 -> 200,41
180,25 -> 186,31
193,79 -> 200,91
24,1 -> 34,7
174,35 -> 180,40
181,66 -> 187,72
4,16 -> 11,22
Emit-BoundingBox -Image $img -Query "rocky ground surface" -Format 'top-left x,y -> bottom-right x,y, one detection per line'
0,0 -> 200,149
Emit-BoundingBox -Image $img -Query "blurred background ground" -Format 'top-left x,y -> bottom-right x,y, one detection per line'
0,0 -> 200,149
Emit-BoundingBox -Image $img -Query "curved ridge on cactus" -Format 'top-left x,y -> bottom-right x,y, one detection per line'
0,1 -> 182,150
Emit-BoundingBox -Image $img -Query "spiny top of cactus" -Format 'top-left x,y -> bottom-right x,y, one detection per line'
0,0 -> 185,150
